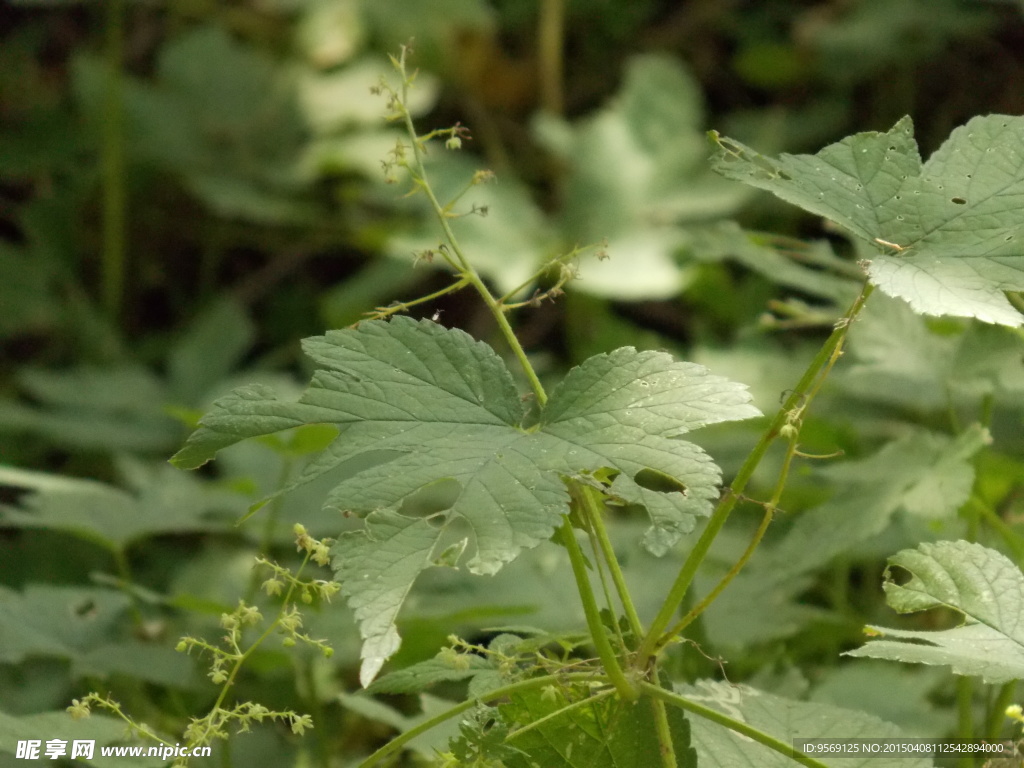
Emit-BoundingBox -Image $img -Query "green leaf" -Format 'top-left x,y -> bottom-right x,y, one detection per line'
73,26 -> 314,225
847,540 -> 1024,684
810,661 -> 951,737
678,680 -> 933,767
494,688 -> 697,768
173,317 -> 759,683
167,298 -> 255,407
0,586 -> 130,665
0,365 -> 179,454
711,115 -> 1024,326
688,222 -> 861,304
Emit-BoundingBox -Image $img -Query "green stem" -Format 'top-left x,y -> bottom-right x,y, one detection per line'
496,245 -> 584,305
957,676 -> 975,768
368,277 -> 470,321
102,0 -> 127,324
969,496 -> 1024,565
559,518 -> 639,701
580,484 -> 645,639
654,429 -> 799,650
395,57 -> 547,405
537,0 -> 565,115
355,672 -> 609,768
648,668 -> 678,768
638,282 -> 874,665
987,681 -> 1018,740
638,682 -> 831,768
112,547 -> 144,626
656,504 -> 773,650
586,523 -> 630,653
193,553 -> 313,748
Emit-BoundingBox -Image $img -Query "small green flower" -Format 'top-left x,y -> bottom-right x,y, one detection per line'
290,714 -> 314,736
67,699 -> 91,720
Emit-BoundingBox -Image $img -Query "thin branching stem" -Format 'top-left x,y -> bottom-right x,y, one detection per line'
538,0 -> 565,114
638,281 -> 875,666
656,503 -> 773,649
366,277 -> 470,321
393,49 -> 548,405
579,483 -> 645,640
647,667 -> 678,768
559,517 -> 639,701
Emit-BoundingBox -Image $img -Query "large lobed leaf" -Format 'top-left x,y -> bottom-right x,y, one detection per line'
848,540 -> 1024,683
172,317 -> 758,684
711,115 -> 1024,326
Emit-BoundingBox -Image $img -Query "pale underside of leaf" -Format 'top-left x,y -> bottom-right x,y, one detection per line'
680,680 -> 932,768
848,540 -> 1024,683
711,114 -> 1024,326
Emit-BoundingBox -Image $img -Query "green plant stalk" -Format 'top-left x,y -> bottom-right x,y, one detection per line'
392,53 -> 656,722
355,672 -> 610,768
585,522 -> 630,653
657,503 -> 773,650
580,484 -> 645,639
655,428 -> 798,648
497,245 -> 584,305
638,281 -> 875,665
986,681 -> 1018,740
538,0 -> 565,115
969,495 -> 1024,565
638,682 -> 831,768
395,57 -> 548,406
559,517 -> 639,702
299,657 -> 331,768
648,667 -> 678,768
79,695 -> 175,749
369,277 -> 470,320
102,0 -> 127,323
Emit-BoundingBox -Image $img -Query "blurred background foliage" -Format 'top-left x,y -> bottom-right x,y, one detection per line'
2,0 -> 1024,765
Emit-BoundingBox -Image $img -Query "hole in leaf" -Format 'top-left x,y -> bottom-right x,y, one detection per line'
634,469 -> 687,495
591,467 -> 621,487
72,599 -> 98,620
951,197 -> 967,205
0,483 -> 32,506
399,478 -> 462,518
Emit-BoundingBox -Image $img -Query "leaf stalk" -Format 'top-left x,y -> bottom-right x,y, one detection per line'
637,281 -> 875,665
